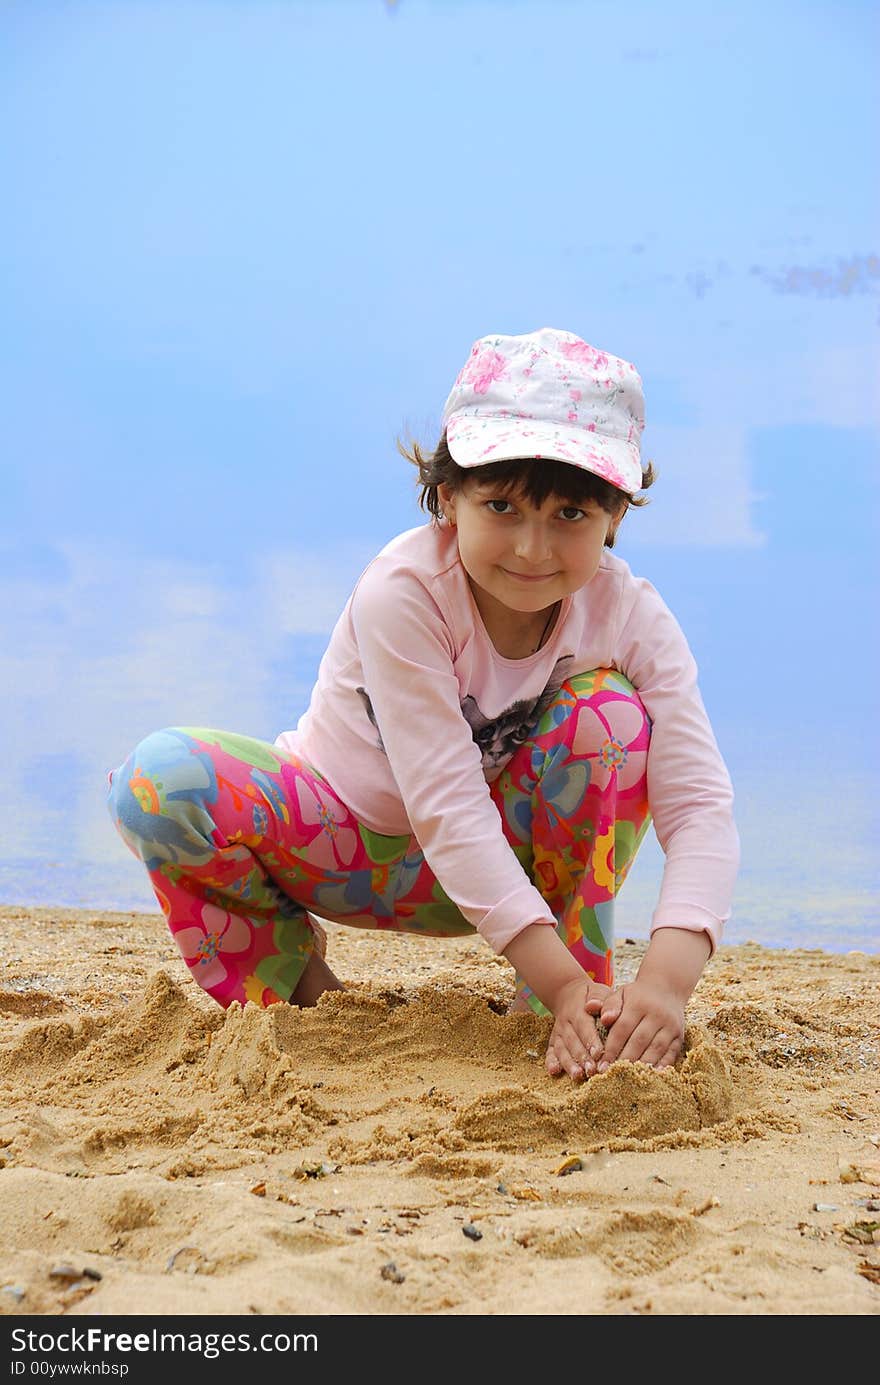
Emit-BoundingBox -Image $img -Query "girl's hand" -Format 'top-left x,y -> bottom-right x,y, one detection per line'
585,978 -> 685,1071
546,979 -> 613,1081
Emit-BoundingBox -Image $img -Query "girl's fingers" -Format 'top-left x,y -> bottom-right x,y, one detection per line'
597,1011 -> 640,1068
546,1044 -> 582,1080
574,1015 -> 603,1069
547,1026 -> 597,1081
546,1047 -> 564,1077
600,985 -> 625,1027
576,1013 -> 604,1064
655,1040 -> 683,1070
637,1028 -> 681,1069
609,1019 -> 656,1069
585,985 -> 613,1017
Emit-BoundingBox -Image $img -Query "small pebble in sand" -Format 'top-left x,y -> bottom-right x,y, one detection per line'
294,1160 -> 339,1181
380,1262 -> 405,1283
462,1223 -> 483,1241
554,1156 -> 584,1177
690,1196 -> 720,1217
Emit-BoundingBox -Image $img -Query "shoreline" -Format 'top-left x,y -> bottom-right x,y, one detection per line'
1,904 -> 878,1315
2,892 -> 875,958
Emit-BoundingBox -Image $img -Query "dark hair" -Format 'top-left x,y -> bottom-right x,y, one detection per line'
396,430 -> 656,549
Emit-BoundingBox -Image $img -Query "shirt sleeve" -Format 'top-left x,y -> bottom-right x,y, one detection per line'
616,577 -> 740,955
350,559 -> 555,953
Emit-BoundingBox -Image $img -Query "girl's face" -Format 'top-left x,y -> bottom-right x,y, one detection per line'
438,475 -> 624,629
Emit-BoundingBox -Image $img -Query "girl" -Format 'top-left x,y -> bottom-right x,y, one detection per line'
107,327 -> 739,1084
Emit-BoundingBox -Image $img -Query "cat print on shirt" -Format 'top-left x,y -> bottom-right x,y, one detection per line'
356,655 -> 575,772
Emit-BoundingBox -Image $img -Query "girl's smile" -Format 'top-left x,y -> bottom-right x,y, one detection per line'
501,568 -> 561,582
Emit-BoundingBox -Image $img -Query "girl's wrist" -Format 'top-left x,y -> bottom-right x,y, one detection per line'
503,922 -> 586,1012
638,926 -> 712,1002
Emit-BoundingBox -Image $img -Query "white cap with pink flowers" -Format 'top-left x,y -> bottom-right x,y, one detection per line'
441,327 -> 646,495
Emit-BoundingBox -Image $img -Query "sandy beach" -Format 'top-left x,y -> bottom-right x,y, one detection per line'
0,903 -> 878,1317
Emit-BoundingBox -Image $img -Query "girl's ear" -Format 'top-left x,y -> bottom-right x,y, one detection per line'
607,501 -> 627,542
437,482 -> 456,524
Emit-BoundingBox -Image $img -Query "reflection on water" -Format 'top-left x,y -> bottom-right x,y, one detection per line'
1,542 -> 876,954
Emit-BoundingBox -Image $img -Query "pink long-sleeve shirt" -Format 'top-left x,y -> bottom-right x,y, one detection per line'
274,521 -> 739,956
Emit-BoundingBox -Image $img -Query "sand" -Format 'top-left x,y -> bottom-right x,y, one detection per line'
0,904 -> 878,1317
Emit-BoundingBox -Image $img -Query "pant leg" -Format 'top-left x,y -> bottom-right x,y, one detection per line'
488,668 -> 652,1015
106,725 -> 473,1011
107,728 -> 323,1008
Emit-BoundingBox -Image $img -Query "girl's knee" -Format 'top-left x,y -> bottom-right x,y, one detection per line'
107,727 -> 190,806
106,728 -> 218,865
528,669 -> 649,767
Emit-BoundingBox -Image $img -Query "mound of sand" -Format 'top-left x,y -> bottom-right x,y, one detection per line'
0,906 -> 877,1315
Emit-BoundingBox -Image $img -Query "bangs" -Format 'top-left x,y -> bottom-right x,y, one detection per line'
466,457 -> 626,514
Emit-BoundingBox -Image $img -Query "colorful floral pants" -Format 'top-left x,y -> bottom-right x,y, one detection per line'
106,669 -> 652,1015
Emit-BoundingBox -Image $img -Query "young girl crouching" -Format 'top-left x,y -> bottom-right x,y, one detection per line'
107,327 -> 739,1082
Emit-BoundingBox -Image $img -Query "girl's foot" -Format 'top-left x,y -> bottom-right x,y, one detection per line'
290,948 -> 345,1007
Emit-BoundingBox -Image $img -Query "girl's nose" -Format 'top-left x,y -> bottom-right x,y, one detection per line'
514,524 -> 553,564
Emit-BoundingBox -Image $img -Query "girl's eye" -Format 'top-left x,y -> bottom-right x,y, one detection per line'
484,498 -> 588,521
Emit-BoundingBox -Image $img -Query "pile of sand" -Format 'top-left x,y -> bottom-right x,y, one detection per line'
1,906 -> 877,1315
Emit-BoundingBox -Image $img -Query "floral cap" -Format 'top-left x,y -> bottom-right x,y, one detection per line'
441,327 -> 645,494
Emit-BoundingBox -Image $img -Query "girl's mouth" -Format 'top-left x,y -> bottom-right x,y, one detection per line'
502,569 -> 558,583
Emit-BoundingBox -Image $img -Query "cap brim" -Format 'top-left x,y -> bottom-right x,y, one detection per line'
446,415 -> 642,494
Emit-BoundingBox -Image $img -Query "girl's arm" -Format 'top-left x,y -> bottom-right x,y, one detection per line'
502,921 -> 588,1011
634,925 -> 712,998
616,574 -> 740,959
